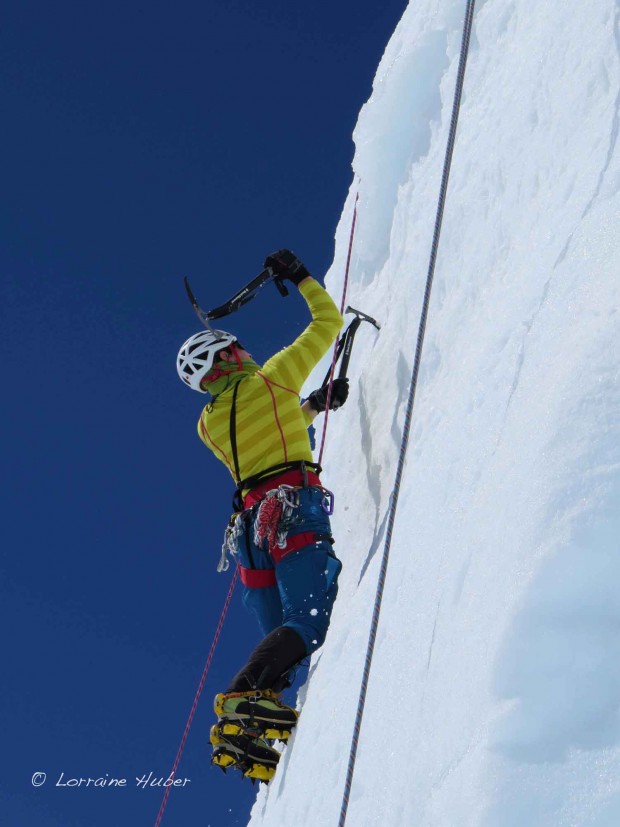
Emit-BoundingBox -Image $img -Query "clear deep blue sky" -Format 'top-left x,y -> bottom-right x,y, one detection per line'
1,1 -> 406,825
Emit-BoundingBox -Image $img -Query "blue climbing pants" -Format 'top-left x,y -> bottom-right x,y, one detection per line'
231,486 -> 342,655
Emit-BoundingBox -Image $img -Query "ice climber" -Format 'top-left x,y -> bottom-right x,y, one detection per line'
176,249 -> 349,781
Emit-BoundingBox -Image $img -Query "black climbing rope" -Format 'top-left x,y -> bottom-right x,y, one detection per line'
337,2 -> 478,824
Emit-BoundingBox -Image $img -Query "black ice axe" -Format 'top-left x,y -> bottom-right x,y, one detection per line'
321,306 -> 381,408
184,268 -> 288,329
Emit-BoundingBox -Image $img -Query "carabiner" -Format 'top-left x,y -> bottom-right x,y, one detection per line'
320,488 -> 335,515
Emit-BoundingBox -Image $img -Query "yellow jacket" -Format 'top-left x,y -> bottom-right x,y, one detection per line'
197,278 -> 344,491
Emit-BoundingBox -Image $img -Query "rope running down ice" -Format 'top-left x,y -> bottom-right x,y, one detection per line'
337,3 -> 477,824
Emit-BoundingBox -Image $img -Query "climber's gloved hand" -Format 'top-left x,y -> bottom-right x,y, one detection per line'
307,378 -> 349,412
264,249 -> 311,286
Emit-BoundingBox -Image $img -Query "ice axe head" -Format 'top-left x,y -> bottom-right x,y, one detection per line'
344,305 -> 381,330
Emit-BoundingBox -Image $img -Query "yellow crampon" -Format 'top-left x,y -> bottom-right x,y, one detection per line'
211,751 -> 237,769
213,690 -> 296,739
244,763 -> 276,782
216,718 -> 293,741
261,725 -> 291,740
210,722 -> 279,784
211,751 -> 275,782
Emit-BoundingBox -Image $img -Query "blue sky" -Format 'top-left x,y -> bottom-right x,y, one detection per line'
1,1 -> 406,824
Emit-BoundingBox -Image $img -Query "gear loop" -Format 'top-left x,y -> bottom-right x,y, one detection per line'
218,512 -> 245,572
253,484 -> 300,551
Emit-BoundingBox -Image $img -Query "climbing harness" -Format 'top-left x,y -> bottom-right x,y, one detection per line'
337,3 -> 478,825
220,480 -> 335,574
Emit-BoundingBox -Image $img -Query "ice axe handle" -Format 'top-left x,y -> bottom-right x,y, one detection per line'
337,318 -> 361,380
320,306 -> 380,391
274,276 -> 289,298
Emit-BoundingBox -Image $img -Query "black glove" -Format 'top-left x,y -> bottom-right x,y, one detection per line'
264,249 -> 311,286
307,378 -> 349,412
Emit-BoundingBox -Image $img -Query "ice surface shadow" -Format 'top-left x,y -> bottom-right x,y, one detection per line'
358,508 -> 390,585
274,652 -> 326,802
296,654 -> 320,708
353,28 -> 449,285
269,655 -> 321,802
273,727 -> 296,801
357,350 -> 409,584
491,482 -> 620,764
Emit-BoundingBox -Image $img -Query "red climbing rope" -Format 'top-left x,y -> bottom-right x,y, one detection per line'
153,566 -> 239,827
318,192 -> 359,466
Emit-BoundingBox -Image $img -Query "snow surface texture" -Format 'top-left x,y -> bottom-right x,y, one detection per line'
249,1 -> 620,825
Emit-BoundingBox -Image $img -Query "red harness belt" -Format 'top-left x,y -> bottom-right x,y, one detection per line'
243,469 -> 322,508
238,531 -> 320,588
238,567 -> 277,588
269,531 -> 319,564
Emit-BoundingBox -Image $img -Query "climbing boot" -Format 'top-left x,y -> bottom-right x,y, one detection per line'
210,722 -> 279,782
214,689 -> 298,740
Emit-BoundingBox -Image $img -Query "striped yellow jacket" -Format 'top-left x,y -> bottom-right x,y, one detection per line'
197,278 -> 344,491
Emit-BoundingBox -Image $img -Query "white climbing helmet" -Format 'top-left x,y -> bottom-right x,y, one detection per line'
176,328 -> 238,392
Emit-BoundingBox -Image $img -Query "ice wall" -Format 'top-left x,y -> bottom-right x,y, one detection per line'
249,1 -> 620,825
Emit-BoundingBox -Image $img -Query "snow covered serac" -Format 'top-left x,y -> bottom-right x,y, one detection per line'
250,2 -> 620,825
